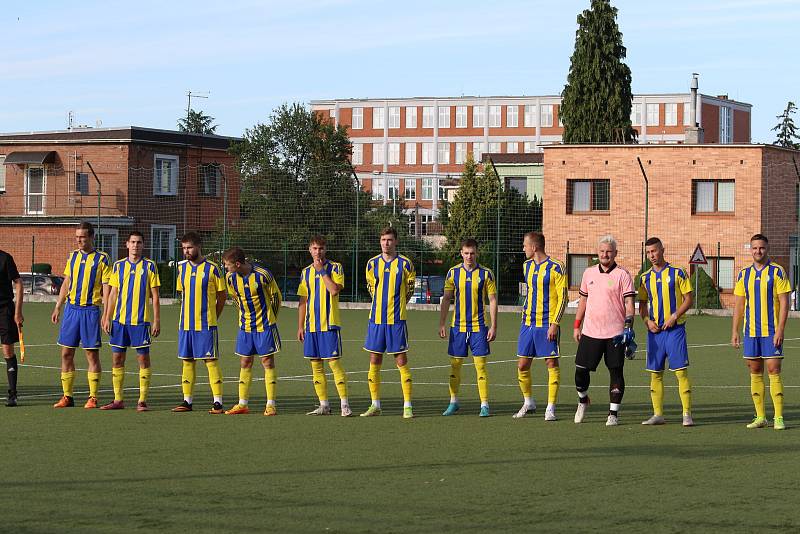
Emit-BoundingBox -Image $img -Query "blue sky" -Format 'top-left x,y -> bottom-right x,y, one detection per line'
1,0 -> 798,142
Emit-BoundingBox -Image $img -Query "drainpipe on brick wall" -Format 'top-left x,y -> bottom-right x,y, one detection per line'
86,161 -> 101,233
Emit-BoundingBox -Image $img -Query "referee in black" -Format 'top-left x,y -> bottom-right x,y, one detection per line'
0,249 -> 23,407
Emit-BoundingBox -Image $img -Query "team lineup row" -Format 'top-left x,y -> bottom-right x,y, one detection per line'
0,223 -> 789,428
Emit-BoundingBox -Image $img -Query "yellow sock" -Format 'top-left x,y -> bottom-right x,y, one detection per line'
547,366 -> 560,405
61,371 -> 75,397
368,363 -> 382,402
398,363 -> 412,403
239,367 -> 253,403
182,360 -> 196,398
311,360 -> 328,402
675,369 -> 692,414
650,372 -> 664,416
206,360 -> 223,398
139,368 -> 151,403
517,369 -> 532,400
265,368 -> 277,402
474,356 -> 488,403
769,373 -> 784,418
328,359 -> 348,401
112,366 -> 125,402
751,373 -> 766,418
448,357 -> 463,400
87,371 -> 101,398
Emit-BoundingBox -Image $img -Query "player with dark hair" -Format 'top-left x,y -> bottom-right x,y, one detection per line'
638,237 -> 694,426
0,248 -> 23,407
732,233 -> 791,430
573,235 -> 636,426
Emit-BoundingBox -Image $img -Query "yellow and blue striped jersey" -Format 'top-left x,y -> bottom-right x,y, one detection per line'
63,249 -> 111,307
177,259 -> 226,331
638,264 -> 692,328
226,264 -> 282,333
297,261 -> 344,333
521,256 -> 567,327
366,254 -> 415,324
110,258 -> 160,325
734,261 -> 791,337
444,263 -> 496,332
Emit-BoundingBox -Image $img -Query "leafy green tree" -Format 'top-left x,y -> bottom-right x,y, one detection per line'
772,101 -> 800,149
177,109 -> 218,134
560,0 -> 636,144
444,154 -> 499,254
694,268 -> 722,309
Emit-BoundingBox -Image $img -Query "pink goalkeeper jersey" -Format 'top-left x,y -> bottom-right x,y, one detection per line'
579,263 -> 636,339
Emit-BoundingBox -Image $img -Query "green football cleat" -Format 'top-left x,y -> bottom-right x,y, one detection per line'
479,405 -> 491,417
360,405 -> 382,417
774,416 -> 786,430
403,406 -> 414,419
746,416 -> 768,429
442,402 -> 460,416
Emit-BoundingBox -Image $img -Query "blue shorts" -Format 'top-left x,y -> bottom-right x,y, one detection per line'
646,324 -> 689,372
57,303 -> 102,350
743,335 -> 783,359
178,327 -> 219,360
448,326 -> 490,357
517,324 -> 559,358
304,329 -> 343,359
236,325 -> 281,357
109,321 -> 151,355
364,322 -> 408,355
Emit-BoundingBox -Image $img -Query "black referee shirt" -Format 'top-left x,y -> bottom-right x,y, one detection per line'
0,251 -> 20,306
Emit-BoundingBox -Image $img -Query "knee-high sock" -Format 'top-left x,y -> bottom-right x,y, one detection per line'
112,366 -> 125,402
206,360 -> 223,399
368,363 -> 381,402
328,358 -> 348,401
5,356 -> 18,393
139,368 -> 151,403
769,373 -> 784,418
311,360 -> 328,402
750,373 -> 766,418
675,369 -> 691,414
61,370 -> 75,397
474,356 -> 488,403
398,363 -> 412,403
87,371 -> 101,398
517,369 -> 532,401
547,366 -> 560,405
448,357 -> 463,400
181,360 -> 196,400
238,367 -> 253,404
650,371 -> 664,416
265,368 -> 277,403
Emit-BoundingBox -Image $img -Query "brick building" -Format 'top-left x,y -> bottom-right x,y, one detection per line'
541,144 -> 800,306
0,127 -> 240,271
312,91 -> 751,236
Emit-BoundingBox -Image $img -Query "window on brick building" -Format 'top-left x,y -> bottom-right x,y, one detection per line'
351,144 -> 363,165
456,106 -> 467,128
720,107 -> 733,143
199,163 -> 221,196
76,172 -> 89,195
646,103 -> 659,126
154,154 -> 178,196
541,105 -> 553,127
372,178 -> 384,200
404,178 -> 416,200
422,107 -> 435,128
372,143 -> 385,165
473,106 -> 486,127
524,142 -> 537,153
472,142 -> 484,161
567,179 -> 610,213
507,106 -> 519,127
405,143 -> 416,165
351,107 -> 363,129
388,143 -> 400,165
388,107 -> 400,129
0,156 -> 6,192
422,143 -> 435,164
631,103 -> 642,126
507,142 -> 518,154
524,105 -> 536,127
692,180 -> 734,214
693,257 -> 735,291
664,103 -> 678,126
455,142 -> 467,164
438,143 -> 450,164
568,254 -> 597,288
438,107 -> 450,129
151,225 -> 176,262
25,166 -> 46,214
422,178 -> 433,200
488,142 -> 501,154
405,106 -> 417,128
96,229 -> 118,259
489,105 -> 501,127
388,178 -> 399,200
372,107 -> 385,129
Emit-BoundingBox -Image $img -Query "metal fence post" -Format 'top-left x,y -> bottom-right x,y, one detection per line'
31,235 -> 35,272
283,241 -> 288,297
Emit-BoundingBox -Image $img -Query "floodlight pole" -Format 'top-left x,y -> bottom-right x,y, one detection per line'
86,161 -> 101,233
489,157 -> 502,293
637,157 -> 649,269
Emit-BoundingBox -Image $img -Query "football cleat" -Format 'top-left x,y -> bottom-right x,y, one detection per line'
83,396 -> 98,409
512,403 -> 535,419
340,405 -> 353,417
774,416 -> 786,430
136,401 -> 150,412
53,396 -> 75,408
746,416 -> 768,429
306,405 -> 332,416
263,404 -> 278,416
360,405 -> 382,417
682,414 -> 695,427
403,406 -> 414,419
606,414 -> 619,426
225,404 -> 250,415
544,406 -> 557,421
100,400 -> 125,411
6,391 -> 17,407
574,397 -> 590,423
171,401 -> 193,412
479,405 -> 491,418
641,415 -> 666,426
442,402 -> 460,416
208,402 -> 224,415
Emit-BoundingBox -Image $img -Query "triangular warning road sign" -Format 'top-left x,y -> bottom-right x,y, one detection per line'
689,244 -> 708,265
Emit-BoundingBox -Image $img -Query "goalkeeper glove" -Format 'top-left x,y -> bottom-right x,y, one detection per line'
624,339 -> 638,360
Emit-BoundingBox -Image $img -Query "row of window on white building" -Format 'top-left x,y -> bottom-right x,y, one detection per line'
352,141 -> 541,166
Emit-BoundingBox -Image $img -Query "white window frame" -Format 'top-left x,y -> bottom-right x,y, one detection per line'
438,107 -> 450,129
489,105 -> 501,127
473,106 -> 486,127
472,142 -> 484,161
664,103 -> 678,126
372,107 -> 385,129
388,143 -> 400,165
388,106 -> 400,129
437,142 -> 450,165
352,107 -> 363,130
404,143 -> 416,165
404,178 -> 416,200
524,141 -> 537,153
25,165 -> 46,215
0,156 -> 5,192
405,106 -> 417,128
720,107 -> 733,143
153,154 -> 179,196
372,178 -> 385,200
507,105 -> 519,127
150,224 -> 176,262
352,143 -> 363,165
96,228 -> 119,260
387,178 -> 399,200
422,178 -> 433,200
422,106 -> 435,128
456,106 -> 467,128
684,102 -> 692,126
455,142 -> 467,164
488,142 -> 501,154
372,143 -> 385,165
524,105 -> 536,127
507,142 -> 518,154
422,143 -> 435,165
540,105 -> 553,127
631,103 -> 642,126
646,103 -> 659,126
198,163 -> 222,197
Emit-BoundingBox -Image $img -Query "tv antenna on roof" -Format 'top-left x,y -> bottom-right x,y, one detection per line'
185,90 -> 210,127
